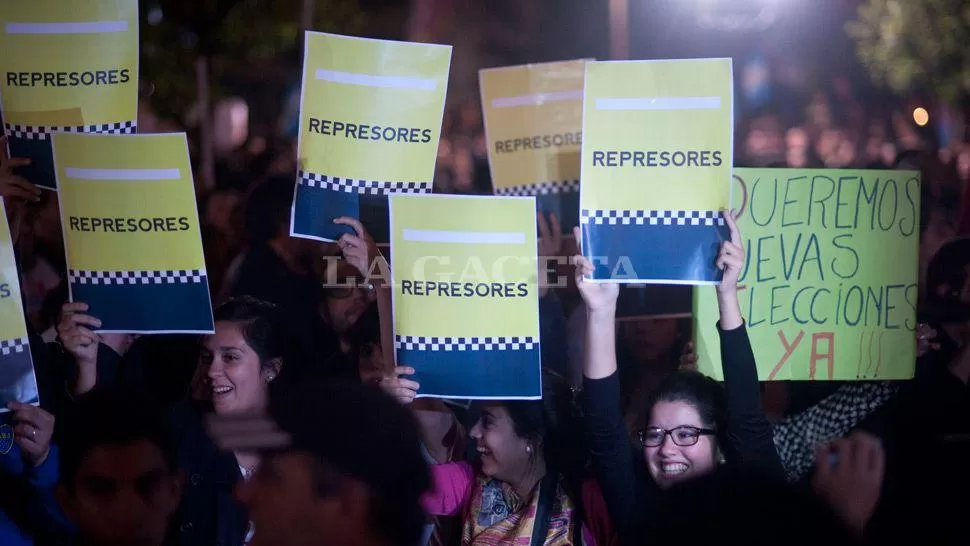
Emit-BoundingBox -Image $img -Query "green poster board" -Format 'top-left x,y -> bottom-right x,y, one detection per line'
694,169 -> 921,381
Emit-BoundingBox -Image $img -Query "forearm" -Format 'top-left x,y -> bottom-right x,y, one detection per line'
584,307 -> 617,380
716,287 -> 743,331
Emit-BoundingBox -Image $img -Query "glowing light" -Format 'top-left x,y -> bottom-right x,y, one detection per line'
913,107 -> 929,127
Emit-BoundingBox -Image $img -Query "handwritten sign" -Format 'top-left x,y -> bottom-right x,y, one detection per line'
479,59 -> 588,231
694,168 -> 921,381
290,32 -> 451,243
390,194 -> 541,399
579,58 -> 734,283
0,0 -> 139,190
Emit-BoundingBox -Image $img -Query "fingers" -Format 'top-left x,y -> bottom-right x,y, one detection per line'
61,302 -> 90,315
1,176 -> 40,202
717,241 -> 744,271
814,443 -> 834,481
572,254 -> 594,278
849,431 -> 884,479
65,330 -> 99,348
72,314 -> 102,329
337,233 -> 365,249
13,423 -> 41,445
8,402 -> 53,431
396,377 -> 421,392
0,157 -> 31,172
537,211 -> 551,240
333,216 -> 366,238
380,366 -> 420,404
572,226 -> 582,253
548,213 -> 561,237
722,208 -> 741,246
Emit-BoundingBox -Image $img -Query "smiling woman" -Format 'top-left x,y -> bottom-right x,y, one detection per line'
201,297 -> 286,416
384,369 -> 616,545
175,296 -> 302,546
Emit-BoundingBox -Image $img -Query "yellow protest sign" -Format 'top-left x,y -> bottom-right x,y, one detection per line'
0,0 -> 139,190
390,194 -> 541,399
579,58 -> 733,283
0,199 -> 39,408
291,32 -> 451,243
479,59 -> 588,231
54,133 -> 214,334
694,168 -> 921,381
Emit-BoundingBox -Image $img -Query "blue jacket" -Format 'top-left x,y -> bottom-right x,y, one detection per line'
0,427 -> 71,546
170,404 -> 247,546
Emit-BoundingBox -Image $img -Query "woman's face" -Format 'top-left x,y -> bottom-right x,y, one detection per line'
469,404 -> 533,484
643,400 -> 717,489
201,321 -> 272,415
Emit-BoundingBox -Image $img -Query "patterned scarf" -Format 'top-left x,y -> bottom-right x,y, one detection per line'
461,474 -> 578,546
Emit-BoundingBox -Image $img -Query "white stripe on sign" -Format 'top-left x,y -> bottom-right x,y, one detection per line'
315,69 -> 437,91
65,168 -> 181,181
492,90 -> 584,108
5,21 -> 128,34
402,229 -> 526,245
595,96 -> 722,111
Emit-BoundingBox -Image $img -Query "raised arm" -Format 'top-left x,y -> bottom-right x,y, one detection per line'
714,211 -> 784,477
573,233 -> 646,534
334,216 -> 394,373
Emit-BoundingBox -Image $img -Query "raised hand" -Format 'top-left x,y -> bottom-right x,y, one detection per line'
812,431 -> 885,535
678,341 -> 698,371
715,209 -> 744,293
379,366 -> 421,405
57,302 -> 101,366
8,402 -> 54,466
334,216 -> 385,284
0,138 -> 41,203
572,227 -> 619,313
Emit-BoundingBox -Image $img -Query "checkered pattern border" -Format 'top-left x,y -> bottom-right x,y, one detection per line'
298,170 -> 430,196
0,337 -> 29,357
495,180 -> 580,196
3,121 -> 136,141
580,209 -> 725,226
395,335 -> 538,351
69,269 -> 207,286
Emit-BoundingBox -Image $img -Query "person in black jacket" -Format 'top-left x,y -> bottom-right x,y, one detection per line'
572,212 -> 785,541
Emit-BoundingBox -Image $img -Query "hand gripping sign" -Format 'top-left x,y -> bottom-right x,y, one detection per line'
579,58 -> 734,284
390,194 -> 542,399
54,133 -> 215,334
0,0 -> 139,190
0,199 -> 39,411
291,32 -> 451,244
479,59 -> 589,233
694,168 -> 921,381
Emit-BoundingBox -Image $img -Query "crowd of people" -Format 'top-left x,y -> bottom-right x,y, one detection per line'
0,78 -> 968,546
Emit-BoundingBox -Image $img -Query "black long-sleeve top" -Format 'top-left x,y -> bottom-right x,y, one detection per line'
583,323 -> 783,543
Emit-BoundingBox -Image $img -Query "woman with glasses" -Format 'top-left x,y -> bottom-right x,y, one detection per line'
573,211 -> 784,541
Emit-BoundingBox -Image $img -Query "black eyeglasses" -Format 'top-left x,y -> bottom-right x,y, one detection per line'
637,426 -> 716,448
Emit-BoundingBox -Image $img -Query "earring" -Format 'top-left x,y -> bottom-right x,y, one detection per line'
266,373 -> 276,383
525,445 -> 533,454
